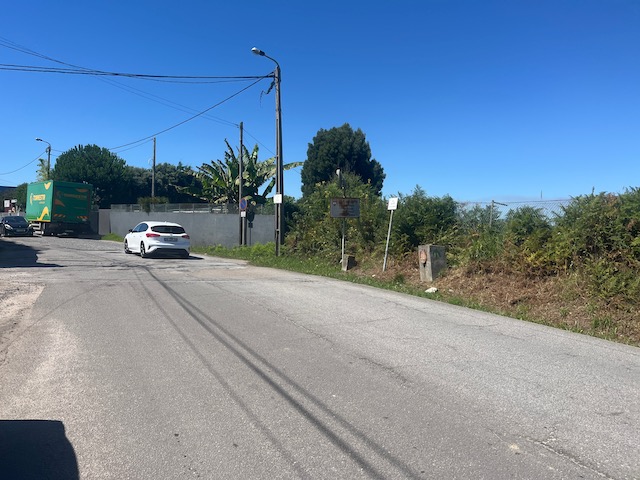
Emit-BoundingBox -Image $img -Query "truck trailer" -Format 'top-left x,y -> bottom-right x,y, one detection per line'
25,181 -> 93,236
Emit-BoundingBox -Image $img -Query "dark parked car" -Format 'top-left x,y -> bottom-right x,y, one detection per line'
0,216 -> 33,237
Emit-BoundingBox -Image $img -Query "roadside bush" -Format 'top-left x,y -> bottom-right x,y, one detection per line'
548,190 -> 640,302
286,173 -> 386,261
551,190 -> 640,268
390,186 -> 458,256
503,206 -> 553,273
449,204 -> 505,266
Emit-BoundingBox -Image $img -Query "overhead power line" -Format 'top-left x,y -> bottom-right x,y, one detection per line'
109,77 -> 267,151
0,150 -> 47,176
0,36 -> 277,164
0,63 -> 269,83
0,36 -> 269,83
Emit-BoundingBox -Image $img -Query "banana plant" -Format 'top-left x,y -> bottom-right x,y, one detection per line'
185,140 -> 302,206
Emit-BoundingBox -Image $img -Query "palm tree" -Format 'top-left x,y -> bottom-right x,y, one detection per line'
187,140 -> 302,206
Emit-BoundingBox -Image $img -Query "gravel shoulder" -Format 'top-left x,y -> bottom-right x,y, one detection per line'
0,275 -> 44,366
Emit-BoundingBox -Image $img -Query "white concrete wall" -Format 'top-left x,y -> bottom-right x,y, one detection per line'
105,210 -> 275,248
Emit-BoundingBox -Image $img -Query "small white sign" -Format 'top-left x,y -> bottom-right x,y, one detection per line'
240,211 -> 246,217
387,197 -> 399,210
273,194 -> 283,204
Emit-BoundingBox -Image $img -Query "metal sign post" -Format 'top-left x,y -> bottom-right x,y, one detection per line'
330,197 -> 360,265
383,197 -> 398,272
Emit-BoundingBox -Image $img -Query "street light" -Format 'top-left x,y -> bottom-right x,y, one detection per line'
35,137 -> 52,180
252,46 -> 284,256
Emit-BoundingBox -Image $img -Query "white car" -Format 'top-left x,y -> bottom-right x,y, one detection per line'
124,221 -> 190,258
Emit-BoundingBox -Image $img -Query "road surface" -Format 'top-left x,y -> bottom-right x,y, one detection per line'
1,236 -> 638,479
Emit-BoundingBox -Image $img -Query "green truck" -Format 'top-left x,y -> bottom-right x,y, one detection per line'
25,181 -> 93,236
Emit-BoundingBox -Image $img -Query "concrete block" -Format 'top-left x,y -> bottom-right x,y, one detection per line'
418,245 -> 446,281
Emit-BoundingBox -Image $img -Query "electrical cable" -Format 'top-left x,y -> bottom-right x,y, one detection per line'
109,76 -> 267,151
0,151 -> 47,175
1,36 -> 277,173
0,63 -> 268,83
0,36 -> 267,83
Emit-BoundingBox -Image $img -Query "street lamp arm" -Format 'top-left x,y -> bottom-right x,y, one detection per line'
35,137 -> 51,149
251,47 -> 280,69
35,137 -> 52,180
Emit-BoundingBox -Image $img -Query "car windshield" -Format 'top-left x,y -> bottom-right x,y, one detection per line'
151,225 -> 185,235
5,216 -> 28,227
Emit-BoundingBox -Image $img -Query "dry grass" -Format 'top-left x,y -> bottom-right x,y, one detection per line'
352,256 -> 640,347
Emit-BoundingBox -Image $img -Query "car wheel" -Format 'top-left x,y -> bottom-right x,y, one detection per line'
140,242 -> 148,258
124,240 -> 131,254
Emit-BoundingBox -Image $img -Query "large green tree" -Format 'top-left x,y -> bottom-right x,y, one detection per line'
126,162 -> 202,203
301,123 -> 385,197
52,145 -> 130,208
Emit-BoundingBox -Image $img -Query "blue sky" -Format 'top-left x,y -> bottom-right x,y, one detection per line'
1,0 -> 638,202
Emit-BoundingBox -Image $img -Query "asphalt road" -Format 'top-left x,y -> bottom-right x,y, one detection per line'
0,235 -> 638,479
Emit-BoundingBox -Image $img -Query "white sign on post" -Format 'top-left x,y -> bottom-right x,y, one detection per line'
383,198 -> 399,271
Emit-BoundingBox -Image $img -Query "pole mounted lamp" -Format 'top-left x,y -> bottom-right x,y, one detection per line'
252,47 -> 284,256
35,137 -> 52,180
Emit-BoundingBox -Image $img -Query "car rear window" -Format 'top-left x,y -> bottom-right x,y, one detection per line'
151,225 -> 186,234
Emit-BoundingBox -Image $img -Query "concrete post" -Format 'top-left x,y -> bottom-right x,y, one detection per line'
418,245 -> 447,281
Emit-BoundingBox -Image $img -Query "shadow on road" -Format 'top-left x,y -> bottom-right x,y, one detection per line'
0,239 -> 60,268
0,420 -> 79,480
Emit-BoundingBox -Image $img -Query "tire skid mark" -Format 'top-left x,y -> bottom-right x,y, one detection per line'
139,266 -> 422,479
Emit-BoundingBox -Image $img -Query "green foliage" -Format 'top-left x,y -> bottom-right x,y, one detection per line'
300,123 -> 385,197
581,258 -> 640,303
448,204 -> 505,266
505,206 -> 552,247
391,186 -> 458,255
137,196 -> 170,214
283,195 -> 302,236
52,144 -> 129,208
126,163 -> 202,204
101,233 -> 123,242
503,206 -> 553,272
36,158 -> 49,181
551,190 -> 640,269
286,172 -> 386,260
453,230 -> 504,266
185,140 -> 302,206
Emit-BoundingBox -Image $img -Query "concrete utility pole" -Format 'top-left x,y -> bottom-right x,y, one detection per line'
152,137 -> 156,199
251,47 -> 283,256
239,122 -> 245,246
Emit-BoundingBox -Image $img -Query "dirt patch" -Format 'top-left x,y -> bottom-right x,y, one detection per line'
0,280 -> 44,365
